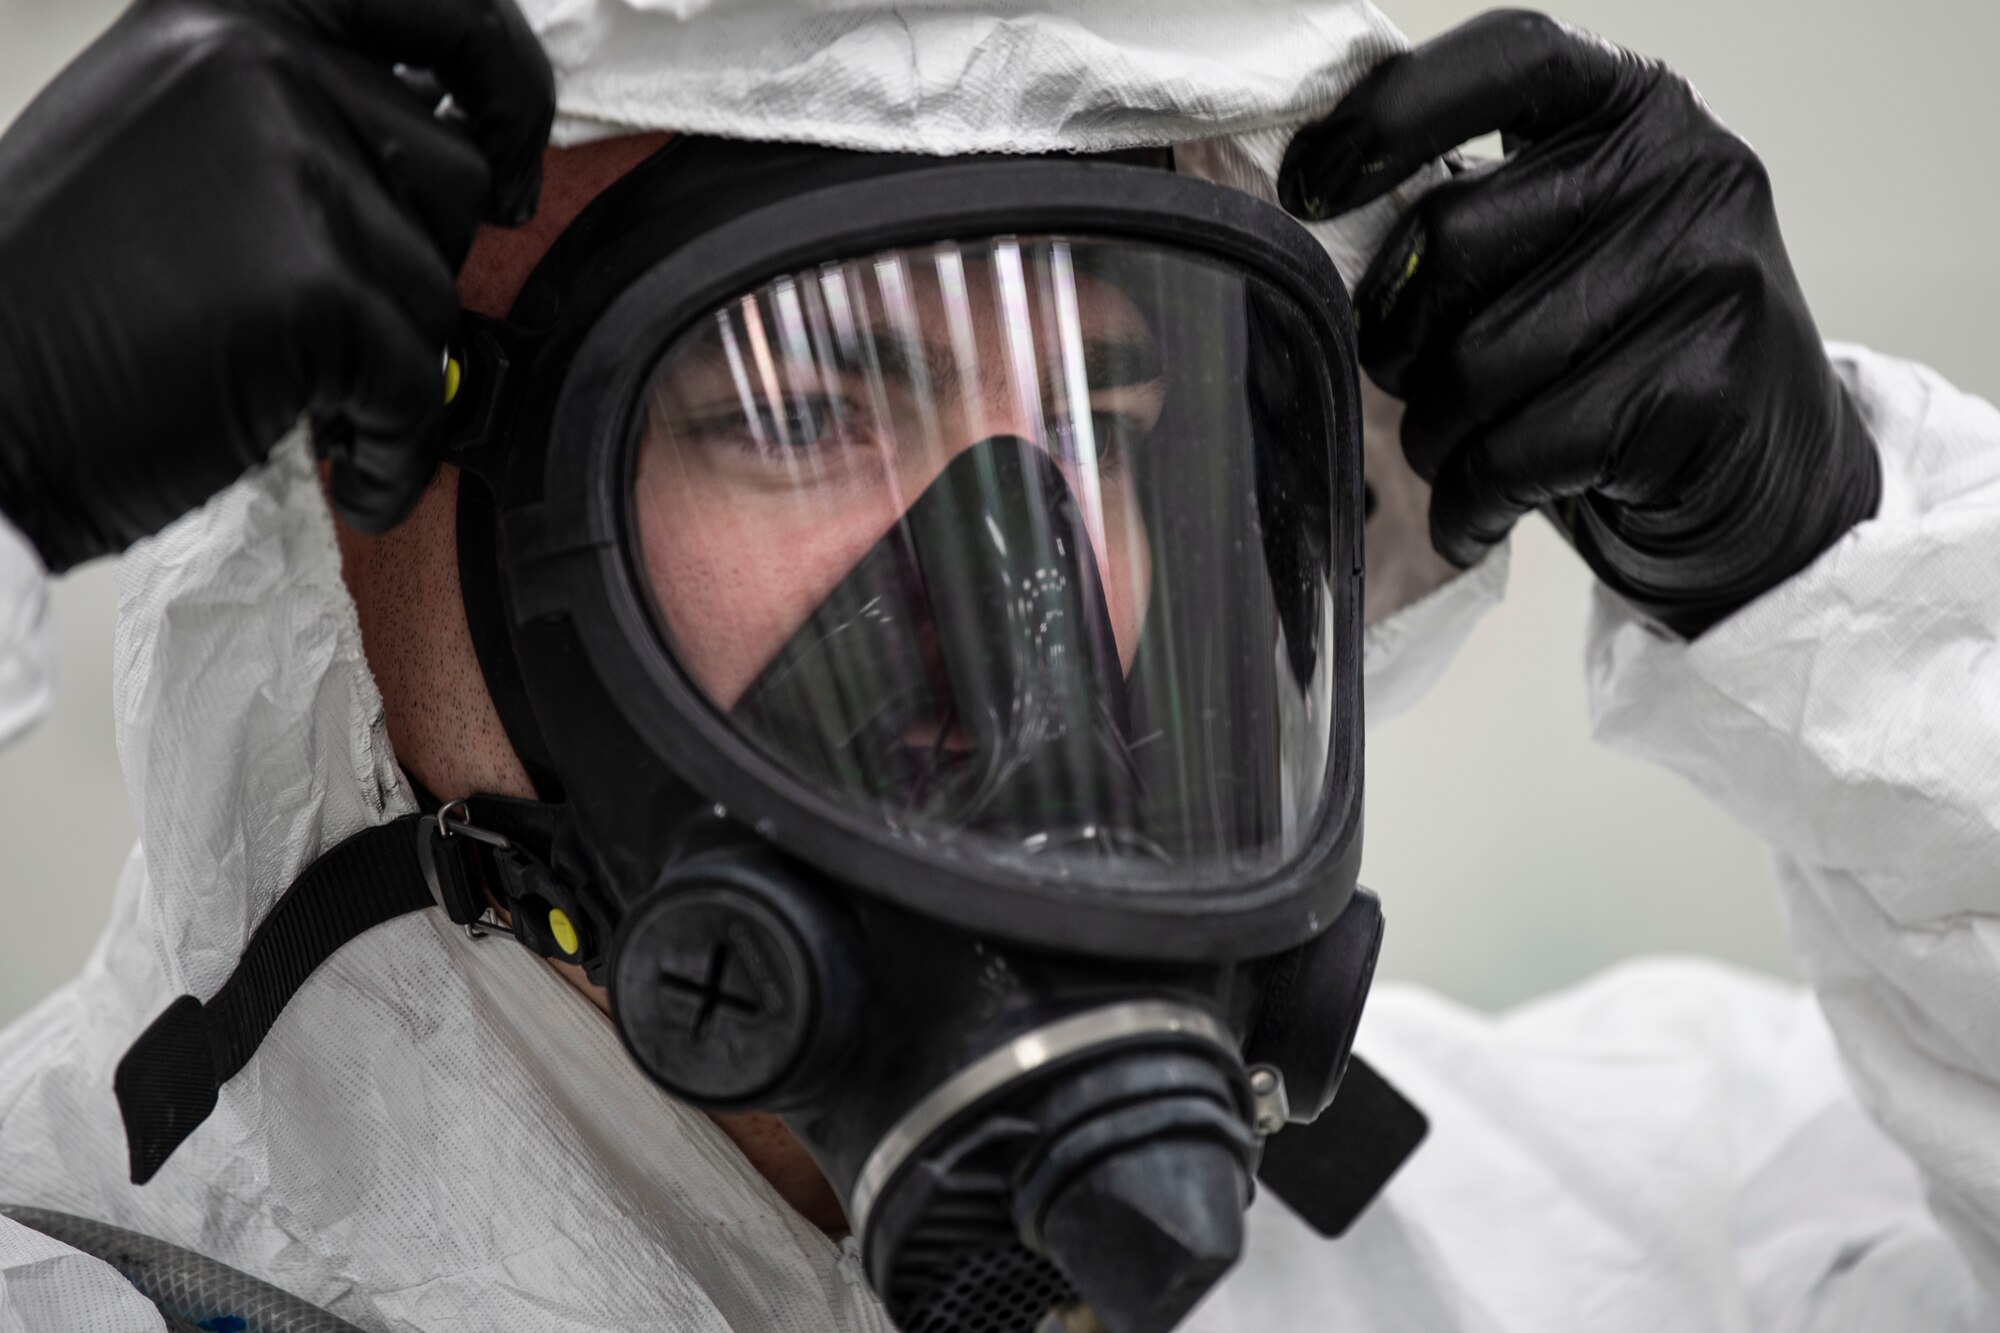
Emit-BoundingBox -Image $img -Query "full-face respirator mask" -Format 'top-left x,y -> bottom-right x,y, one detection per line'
113,137 -> 1428,1333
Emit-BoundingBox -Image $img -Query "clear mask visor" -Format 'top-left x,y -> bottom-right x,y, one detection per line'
632,235 -> 1346,890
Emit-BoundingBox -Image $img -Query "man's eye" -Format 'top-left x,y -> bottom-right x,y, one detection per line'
769,397 -> 842,448
1046,411 -> 1148,465
688,395 -> 858,455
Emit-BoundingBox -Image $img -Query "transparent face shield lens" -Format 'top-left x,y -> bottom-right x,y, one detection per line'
631,235 -> 1344,889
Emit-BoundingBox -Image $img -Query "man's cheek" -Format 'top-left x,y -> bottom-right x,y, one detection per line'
654,556 -> 793,709
651,513 -> 878,710
1098,499 -> 1153,670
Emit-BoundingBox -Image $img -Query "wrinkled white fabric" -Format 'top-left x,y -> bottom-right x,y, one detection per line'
530,2 -> 1399,153
0,515 -> 50,750
1590,343 -> 2000,1319
1363,541 -> 1507,729
2,2 -> 1996,1331
519,0 -> 1440,291
1203,958 -> 1984,1333
0,1213 -> 167,1333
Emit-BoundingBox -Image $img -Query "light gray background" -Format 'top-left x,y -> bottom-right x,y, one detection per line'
2,0 -> 1995,1025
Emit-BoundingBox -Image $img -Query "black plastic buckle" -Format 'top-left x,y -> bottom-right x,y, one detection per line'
440,311 -> 520,481
415,801 -> 511,936
414,799 -> 597,968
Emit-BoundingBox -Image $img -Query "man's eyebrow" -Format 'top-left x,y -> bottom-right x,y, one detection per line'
676,316 -> 1162,398
838,329 -> 1162,395
668,317 -> 961,401
831,333 -> 964,400
1077,337 -> 1164,390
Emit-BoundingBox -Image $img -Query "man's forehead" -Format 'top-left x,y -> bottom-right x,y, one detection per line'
669,254 -> 1164,383
456,138 -> 1173,334
458,132 -> 675,320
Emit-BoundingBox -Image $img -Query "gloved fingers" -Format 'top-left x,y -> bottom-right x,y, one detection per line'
1449,259 -> 1686,453
301,45 -> 492,269
307,273 -> 447,442
1426,424 -> 1595,570
274,0 -> 554,225
303,273 -> 449,533
1424,443 -> 1542,570
1421,256 -> 1789,570
296,142 -> 462,348
1422,357 -> 1630,568
1352,133 -> 1603,400
1388,218 -> 1706,487
320,414 -> 444,533
1279,9 -> 1642,220
1396,389 -> 1474,487
1451,143 -> 1780,403
1387,278 -> 1612,489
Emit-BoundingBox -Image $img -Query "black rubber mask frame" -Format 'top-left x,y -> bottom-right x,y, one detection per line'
448,136 -> 1366,963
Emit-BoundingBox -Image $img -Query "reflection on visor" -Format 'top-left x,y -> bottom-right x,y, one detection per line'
634,236 -> 1341,885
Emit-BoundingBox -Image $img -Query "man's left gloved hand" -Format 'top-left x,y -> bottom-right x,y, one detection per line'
1279,9 -> 1879,637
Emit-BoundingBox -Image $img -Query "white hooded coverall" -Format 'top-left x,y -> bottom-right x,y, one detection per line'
2,3 -> 1998,1330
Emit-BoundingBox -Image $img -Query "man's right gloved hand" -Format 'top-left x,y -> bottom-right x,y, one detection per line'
0,0 -> 554,573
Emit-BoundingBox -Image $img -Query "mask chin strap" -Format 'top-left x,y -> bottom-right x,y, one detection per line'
111,791 -> 600,1187
113,420 -> 615,1187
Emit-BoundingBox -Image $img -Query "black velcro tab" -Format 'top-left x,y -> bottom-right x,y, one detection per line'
113,815 -> 436,1184
1255,1054 -> 1429,1238
113,995 -> 218,1185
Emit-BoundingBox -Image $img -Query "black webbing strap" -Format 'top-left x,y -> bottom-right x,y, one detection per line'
114,815 -> 436,1185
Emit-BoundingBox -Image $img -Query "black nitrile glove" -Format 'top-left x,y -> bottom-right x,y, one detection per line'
1279,10 -> 1880,637
0,0 -> 555,573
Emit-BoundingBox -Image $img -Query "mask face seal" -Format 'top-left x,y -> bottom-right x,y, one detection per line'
436,138 -> 1414,1333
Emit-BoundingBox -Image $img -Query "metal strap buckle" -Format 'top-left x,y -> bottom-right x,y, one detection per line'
416,800 -> 513,939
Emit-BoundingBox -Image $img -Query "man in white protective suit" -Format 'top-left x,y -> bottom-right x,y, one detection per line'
0,1 -> 1997,1330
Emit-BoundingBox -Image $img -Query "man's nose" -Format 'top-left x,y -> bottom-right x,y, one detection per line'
891,382 -> 1059,492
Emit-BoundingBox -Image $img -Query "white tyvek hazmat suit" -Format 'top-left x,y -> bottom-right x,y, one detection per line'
1,3 -> 1997,1331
